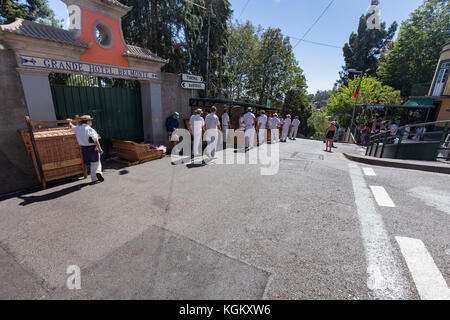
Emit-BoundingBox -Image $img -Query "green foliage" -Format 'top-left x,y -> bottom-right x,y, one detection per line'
339,12 -> 397,85
119,0 -> 232,96
308,90 -> 333,109
281,85 -> 313,136
0,0 -> 60,26
308,110 -> 329,141
378,0 -> 450,97
328,76 -> 403,128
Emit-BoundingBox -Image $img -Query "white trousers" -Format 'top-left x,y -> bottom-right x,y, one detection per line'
289,126 -> 299,139
245,128 -> 255,148
192,134 -> 202,156
258,129 -> 266,145
270,129 -> 279,143
205,129 -> 219,158
281,127 -> 289,141
222,126 -> 229,144
90,155 -> 102,182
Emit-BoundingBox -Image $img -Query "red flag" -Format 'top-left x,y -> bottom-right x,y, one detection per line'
352,76 -> 363,98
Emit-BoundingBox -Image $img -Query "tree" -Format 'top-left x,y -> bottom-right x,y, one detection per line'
223,21 -> 258,100
378,0 -> 450,97
120,0 -> 232,95
328,76 -> 403,127
309,90 -> 333,109
0,0 -> 60,26
308,110 -> 329,141
339,3 -> 397,85
281,76 -> 312,136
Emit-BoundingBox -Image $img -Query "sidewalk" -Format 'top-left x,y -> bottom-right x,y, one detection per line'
343,152 -> 450,174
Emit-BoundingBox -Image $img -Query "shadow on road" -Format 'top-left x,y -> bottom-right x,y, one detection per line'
17,183 -> 91,206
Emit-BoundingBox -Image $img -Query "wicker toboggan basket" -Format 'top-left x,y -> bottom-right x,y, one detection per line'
20,117 -> 87,189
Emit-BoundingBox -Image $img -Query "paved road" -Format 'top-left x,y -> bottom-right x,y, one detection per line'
0,139 -> 449,300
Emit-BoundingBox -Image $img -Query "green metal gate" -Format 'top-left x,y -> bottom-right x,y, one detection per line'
50,80 -> 143,157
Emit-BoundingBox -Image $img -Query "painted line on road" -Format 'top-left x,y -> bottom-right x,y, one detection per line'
348,163 -> 409,299
370,186 -> 396,207
363,168 -> 376,176
396,236 -> 450,300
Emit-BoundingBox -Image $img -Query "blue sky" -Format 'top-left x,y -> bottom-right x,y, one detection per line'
48,0 -> 424,94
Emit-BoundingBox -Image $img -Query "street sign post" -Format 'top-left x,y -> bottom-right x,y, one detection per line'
182,74 -> 203,83
181,82 -> 205,90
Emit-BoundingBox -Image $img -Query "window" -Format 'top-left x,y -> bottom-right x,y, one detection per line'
93,21 -> 114,49
432,61 -> 450,96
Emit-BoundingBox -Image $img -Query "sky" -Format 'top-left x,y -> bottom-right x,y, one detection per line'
47,0 -> 424,94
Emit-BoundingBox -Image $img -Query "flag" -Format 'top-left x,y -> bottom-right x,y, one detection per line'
352,76 -> 363,98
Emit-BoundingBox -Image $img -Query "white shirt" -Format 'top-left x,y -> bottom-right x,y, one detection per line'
205,113 -> 220,130
272,117 -> 280,129
257,114 -> 268,129
189,114 -> 205,136
292,119 -> 301,128
389,124 -> 398,135
283,118 -> 292,131
243,112 -> 255,129
72,124 -> 99,146
222,113 -> 230,128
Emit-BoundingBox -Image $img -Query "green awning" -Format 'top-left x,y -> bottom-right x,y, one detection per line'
402,98 -> 434,108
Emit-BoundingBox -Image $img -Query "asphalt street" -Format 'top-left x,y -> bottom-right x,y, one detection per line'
0,139 -> 449,300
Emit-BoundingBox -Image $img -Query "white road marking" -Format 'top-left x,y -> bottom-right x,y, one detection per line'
408,187 -> 450,215
363,168 -> 376,176
396,237 -> 450,300
348,164 -> 409,299
370,186 -> 396,207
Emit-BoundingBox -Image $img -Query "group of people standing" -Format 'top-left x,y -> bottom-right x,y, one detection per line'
166,107 -> 302,161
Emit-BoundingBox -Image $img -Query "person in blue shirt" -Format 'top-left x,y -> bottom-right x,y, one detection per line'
166,112 -> 180,146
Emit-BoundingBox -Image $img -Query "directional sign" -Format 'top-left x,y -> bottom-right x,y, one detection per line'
181,81 -> 205,90
182,74 -> 203,83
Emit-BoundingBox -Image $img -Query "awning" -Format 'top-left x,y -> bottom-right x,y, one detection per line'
402,98 -> 434,108
189,98 -> 280,111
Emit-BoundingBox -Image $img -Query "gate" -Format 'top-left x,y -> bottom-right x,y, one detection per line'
50,74 -> 143,157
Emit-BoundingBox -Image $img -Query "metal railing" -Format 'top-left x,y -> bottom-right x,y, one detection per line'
365,120 -> 450,161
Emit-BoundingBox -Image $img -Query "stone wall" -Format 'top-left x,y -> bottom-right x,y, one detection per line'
160,72 -> 199,142
0,42 -> 39,195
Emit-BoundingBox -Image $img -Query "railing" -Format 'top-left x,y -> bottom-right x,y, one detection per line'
365,120 -> 450,161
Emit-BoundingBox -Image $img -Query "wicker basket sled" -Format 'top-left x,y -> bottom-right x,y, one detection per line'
20,116 -> 87,189
112,139 -> 164,165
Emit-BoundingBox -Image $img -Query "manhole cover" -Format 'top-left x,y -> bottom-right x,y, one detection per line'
291,152 -> 324,161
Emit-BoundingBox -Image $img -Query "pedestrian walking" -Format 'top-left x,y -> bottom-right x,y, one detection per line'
243,107 -> 256,150
221,107 -> 231,146
325,121 -> 337,152
205,106 -> 221,159
289,116 -> 301,140
68,115 -> 104,184
281,115 -> 291,143
189,108 -> 205,158
257,110 -> 268,146
165,112 -> 180,147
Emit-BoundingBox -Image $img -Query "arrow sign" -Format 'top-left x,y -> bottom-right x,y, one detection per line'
181,81 -> 205,90
182,74 -> 203,83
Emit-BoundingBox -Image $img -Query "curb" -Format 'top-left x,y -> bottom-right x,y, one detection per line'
343,153 -> 450,175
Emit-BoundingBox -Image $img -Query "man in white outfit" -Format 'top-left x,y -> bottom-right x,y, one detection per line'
221,107 -> 231,146
68,115 -> 104,184
243,107 -> 256,150
257,110 -> 268,146
281,115 -> 291,143
289,116 -> 301,140
269,113 -> 280,143
205,106 -> 221,159
189,108 -> 205,157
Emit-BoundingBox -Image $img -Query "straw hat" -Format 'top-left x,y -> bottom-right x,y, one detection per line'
79,115 -> 94,121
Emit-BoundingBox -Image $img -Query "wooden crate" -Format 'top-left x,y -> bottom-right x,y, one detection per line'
112,139 -> 164,163
20,117 -> 87,189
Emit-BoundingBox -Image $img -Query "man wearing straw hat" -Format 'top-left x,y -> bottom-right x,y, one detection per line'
68,115 -> 104,184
